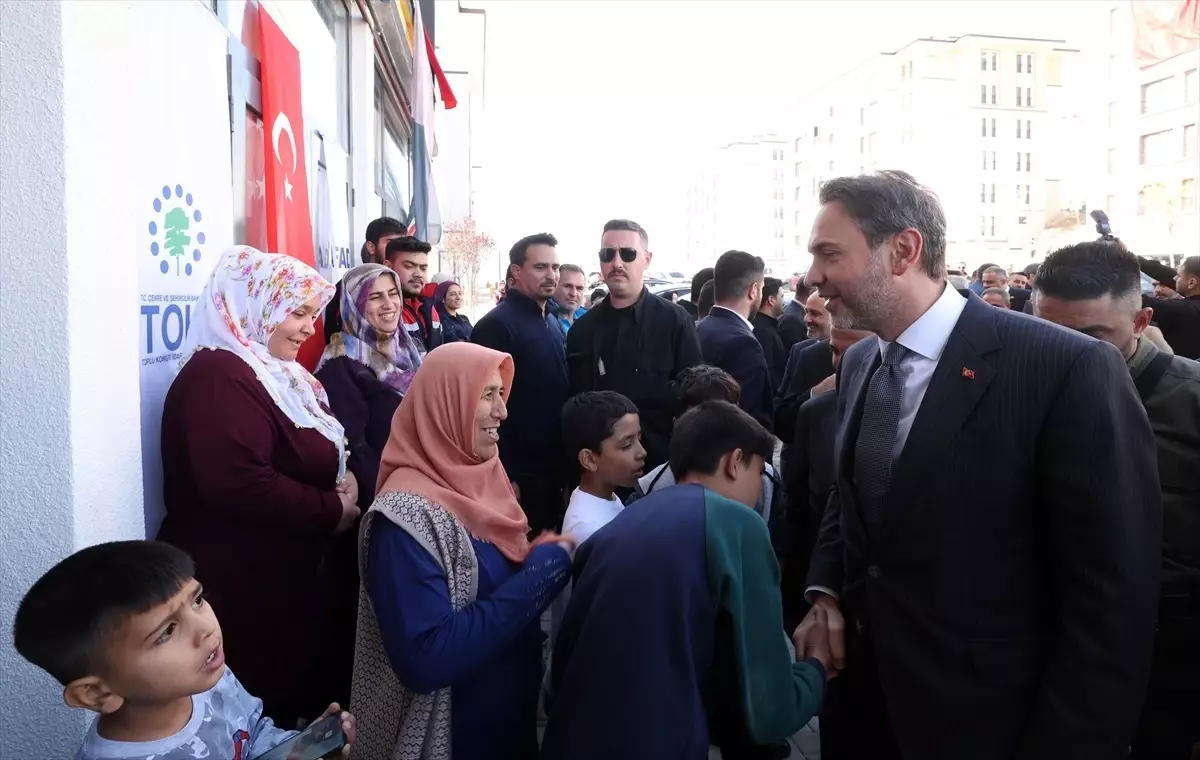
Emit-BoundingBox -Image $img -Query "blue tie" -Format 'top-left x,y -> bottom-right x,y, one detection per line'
853,342 -> 909,529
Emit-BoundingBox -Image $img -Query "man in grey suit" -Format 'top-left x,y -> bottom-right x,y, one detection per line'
792,171 -> 1161,760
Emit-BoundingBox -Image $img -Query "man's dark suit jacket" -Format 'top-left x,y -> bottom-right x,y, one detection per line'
781,389 -> 837,630
752,312 -> 788,390
808,293 -> 1161,760
696,307 -> 774,431
774,339 -> 834,445
777,304 -> 809,352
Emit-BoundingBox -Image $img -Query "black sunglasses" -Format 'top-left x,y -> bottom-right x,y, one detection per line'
598,246 -> 638,263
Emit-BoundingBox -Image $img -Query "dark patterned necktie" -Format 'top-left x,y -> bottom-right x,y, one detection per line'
853,342 -> 910,529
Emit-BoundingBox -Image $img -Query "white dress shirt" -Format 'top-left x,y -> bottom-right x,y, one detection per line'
808,283 -> 966,601
709,304 -> 755,331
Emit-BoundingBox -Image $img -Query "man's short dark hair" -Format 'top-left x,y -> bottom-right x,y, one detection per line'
1034,241 -> 1142,306
509,233 -> 558,267
819,171 -> 947,280
1182,255 -> 1200,279
670,365 -> 740,419
385,236 -> 432,265
690,267 -> 715,302
366,217 -> 407,247
713,250 -> 765,303
14,541 -> 196,685
669,400 -> 774,482
602,219 -> 649,248
562,391 -> 639,460
762,277 -> 783,302
697,280 -> 716,317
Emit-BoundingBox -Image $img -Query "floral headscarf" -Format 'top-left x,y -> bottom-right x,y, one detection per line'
180,246 -> 347,479
316,264 -> 423,396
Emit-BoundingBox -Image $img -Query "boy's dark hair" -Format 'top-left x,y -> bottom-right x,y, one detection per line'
670,364 -> 740,419
1181,255 -> 1200,279
561,391 -> 639,461
365,216 -> 407,247
669,400 -> 774,482
1035,241 -> 1142,304
713,250 -> 765,303
510,233 -> 559,267
385,236 -> 432,265
14,541 -> 196,685
762,277 -> 783,302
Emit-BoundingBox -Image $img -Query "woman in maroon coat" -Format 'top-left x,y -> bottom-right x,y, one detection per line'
157,246 -> 360,727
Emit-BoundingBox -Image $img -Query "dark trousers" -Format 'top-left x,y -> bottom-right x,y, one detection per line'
1130,604 -> 1200,759
820,622 -> 903,760
512,472 -> 565,535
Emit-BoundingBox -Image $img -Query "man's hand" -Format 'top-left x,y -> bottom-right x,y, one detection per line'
812,373 -> 837,396
792,594 -> 846,678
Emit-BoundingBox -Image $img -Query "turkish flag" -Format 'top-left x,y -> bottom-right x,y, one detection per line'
259,5 -> 324,370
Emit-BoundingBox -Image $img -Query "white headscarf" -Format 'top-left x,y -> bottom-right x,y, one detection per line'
180,246 -> 347,479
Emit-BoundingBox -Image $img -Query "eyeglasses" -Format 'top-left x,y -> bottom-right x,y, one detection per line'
598,247 -> 638,263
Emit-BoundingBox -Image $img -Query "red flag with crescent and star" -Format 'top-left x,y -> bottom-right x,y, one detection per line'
259,5 -> 324,370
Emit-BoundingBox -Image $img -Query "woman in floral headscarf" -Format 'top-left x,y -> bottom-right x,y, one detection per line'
158,246 -> 360,727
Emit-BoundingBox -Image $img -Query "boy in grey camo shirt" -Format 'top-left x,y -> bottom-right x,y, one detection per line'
13,541 -> 355,760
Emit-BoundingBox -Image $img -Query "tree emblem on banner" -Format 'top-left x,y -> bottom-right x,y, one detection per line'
149,184 -> 206,276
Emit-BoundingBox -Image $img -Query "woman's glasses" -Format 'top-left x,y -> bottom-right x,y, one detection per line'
598,247 -> 638,263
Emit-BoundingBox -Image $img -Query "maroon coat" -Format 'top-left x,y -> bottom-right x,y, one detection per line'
157,348 -> 346,725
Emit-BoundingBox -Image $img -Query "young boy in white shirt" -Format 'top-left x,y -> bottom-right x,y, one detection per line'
13,540 -> 356,760
560,391 -> 648,544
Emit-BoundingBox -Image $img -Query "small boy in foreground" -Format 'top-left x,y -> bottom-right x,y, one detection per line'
561,390 -> 647,544
13,540 -> 356,760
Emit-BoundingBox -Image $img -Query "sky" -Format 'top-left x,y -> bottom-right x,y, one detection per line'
446,0 -> 1108,273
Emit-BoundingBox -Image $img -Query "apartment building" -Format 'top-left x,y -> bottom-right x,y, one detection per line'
1101,2 -> 1199,265
684,134 -> 791,277
784,35 -> 1083,273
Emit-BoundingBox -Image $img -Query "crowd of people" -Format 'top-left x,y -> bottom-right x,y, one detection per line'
11,170 -> 1200,760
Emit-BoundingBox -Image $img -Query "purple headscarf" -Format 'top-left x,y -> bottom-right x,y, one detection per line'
433,279 -> 459,306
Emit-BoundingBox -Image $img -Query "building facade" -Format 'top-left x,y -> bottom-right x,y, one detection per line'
784,34 -> 1085,274
0,0 -> 479,754
1099,2 -> 1199,266
684,134 -> 791,277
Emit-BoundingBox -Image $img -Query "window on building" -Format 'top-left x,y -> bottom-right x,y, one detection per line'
980,51 -> 988,70
990,216 -> 996,236
813,126 -> 820,137
829,106 -> 835,118
1017,53 -> 1023,73
795,187 -> 802,201
991,86 -> 998,105
1187,69 -> 1199,103
990,184 -> 996,202
1018,215 -> 1028,225
1026,88 -> 1033,108
1024,185 -> 1031,204
991,150 -> 996,169
859,106 -> 865,125
1016,151 -> 1022,171
1107,102 -> 1117,128
1016,184 -> 1022,202
1109,6 -> 1118,34
1183,178 -> 1196,214
1017,87 -> 1023,107
1025,152 -> 1031,172
908,60 -> 914,78
981,183 -> 987,202
1141,77 -> 1173,114
795,161 -> 802,177
794,137 -> 802,151
982,150 -> 988,170
982,117 -> 988,137
1184,123 -> 1196,159
1026,120 -> 1032,138
860,136 -> 865,153
1140,129 -> 1172,165
981,215 -> 987,235
981,84 -> 988,105
1107,148 -> 1116,174
1017,54 -> 1033,74
1016,119 -> 1022,138
991,118 -> 996,137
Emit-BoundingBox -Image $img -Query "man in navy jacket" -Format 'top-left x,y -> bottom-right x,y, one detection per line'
471,233 -> 569,533
696,250 -> 774,432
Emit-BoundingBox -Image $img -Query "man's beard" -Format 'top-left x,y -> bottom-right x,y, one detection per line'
838,256 -> 897,333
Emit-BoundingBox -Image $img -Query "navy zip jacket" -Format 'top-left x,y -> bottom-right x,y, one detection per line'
470,288 -> 569,477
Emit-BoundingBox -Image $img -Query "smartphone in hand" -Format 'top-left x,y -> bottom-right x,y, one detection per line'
249,714 -> 346,760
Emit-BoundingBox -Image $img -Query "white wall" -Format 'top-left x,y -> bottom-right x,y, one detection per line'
1,0 -> 148,754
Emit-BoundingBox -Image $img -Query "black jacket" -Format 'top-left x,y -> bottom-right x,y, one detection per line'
566,288 -> 703,469
696,307 -> 774,432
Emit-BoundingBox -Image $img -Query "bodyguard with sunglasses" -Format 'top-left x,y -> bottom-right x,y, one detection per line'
566,219 -> 703,470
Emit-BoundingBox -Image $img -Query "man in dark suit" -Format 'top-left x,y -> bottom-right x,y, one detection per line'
792,170 -> 1161,760
696,250 -> 774,431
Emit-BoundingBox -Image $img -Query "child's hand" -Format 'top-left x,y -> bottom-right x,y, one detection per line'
301,703 -> 356,759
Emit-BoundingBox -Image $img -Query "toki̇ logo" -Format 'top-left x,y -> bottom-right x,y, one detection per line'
149,184 -> 206,276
